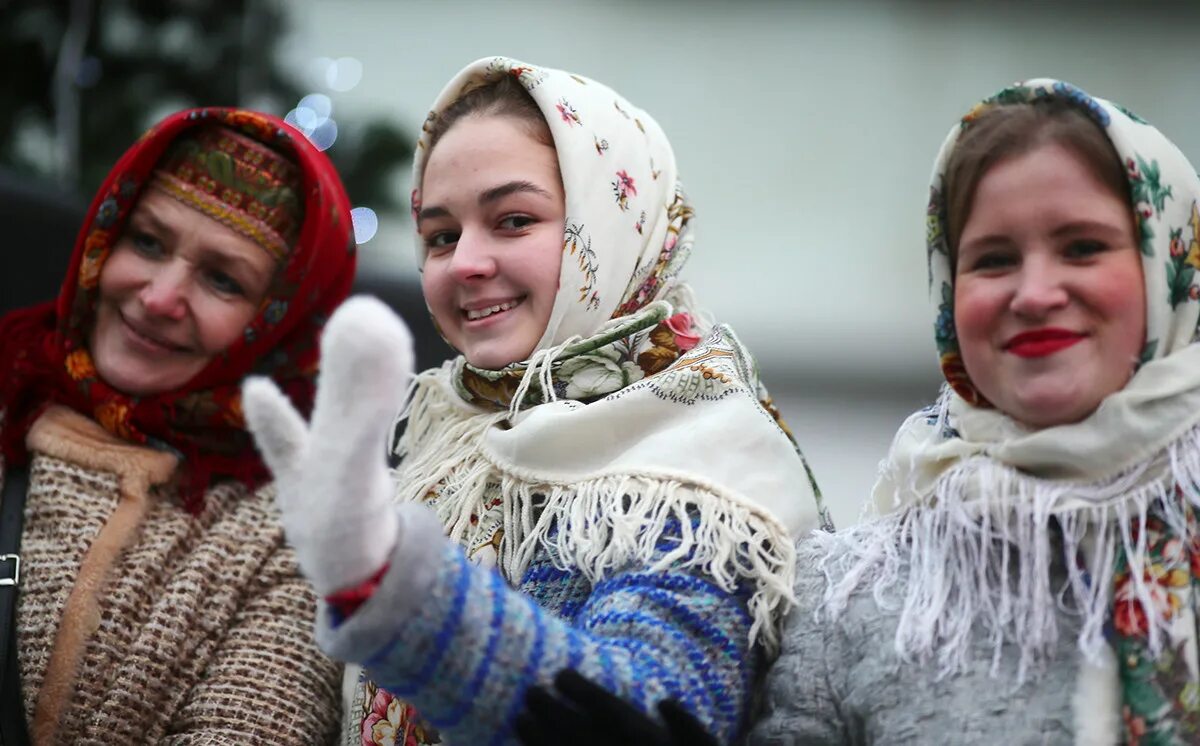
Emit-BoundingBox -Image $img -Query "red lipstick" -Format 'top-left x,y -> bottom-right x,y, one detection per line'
1004,328 -> 1086,358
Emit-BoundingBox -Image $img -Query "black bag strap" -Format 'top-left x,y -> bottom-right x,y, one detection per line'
0,465 -> 31,746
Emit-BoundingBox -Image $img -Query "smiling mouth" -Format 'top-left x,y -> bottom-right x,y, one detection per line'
120,311 -> 189,353
1004,329 -> 1086,359
464,298 -> 523,322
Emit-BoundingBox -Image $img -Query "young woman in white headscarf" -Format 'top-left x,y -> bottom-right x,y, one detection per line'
243,56 -> 829,745
752,79 -> 1200,744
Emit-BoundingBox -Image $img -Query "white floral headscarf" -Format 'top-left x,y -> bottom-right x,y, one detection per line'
347,56 -> 827,746
396,56 -> 826,643
412,57 -> 690,351
821,80 -> 1200,741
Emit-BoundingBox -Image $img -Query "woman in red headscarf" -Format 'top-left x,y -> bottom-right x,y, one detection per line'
0,108 -> 354,743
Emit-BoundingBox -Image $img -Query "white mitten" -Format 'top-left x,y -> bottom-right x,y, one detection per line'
242,295 -> 414,596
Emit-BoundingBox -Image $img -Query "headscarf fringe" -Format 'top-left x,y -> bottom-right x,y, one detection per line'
816,420 -> 1200,682
508,335 -> 581,419
394,369 -> 796,655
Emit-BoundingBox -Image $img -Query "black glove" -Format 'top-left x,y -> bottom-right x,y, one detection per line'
514,669 -> 720,746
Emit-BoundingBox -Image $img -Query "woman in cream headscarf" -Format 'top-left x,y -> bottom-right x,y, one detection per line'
244,57 -> 829,745
754,80 -> 1200,744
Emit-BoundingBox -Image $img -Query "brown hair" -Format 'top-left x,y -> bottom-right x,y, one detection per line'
943,99 -> 1131,261
427,75 -> 553,152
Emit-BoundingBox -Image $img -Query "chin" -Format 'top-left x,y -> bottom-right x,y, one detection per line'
95,368 -> 149,396
465,351 -> 520,370
1008,395 -> 1099,429
463,342 -> 536,371
93,356 -> 195,397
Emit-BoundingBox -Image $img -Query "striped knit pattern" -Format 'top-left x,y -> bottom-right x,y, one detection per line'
323,505 -> 761,745
13,446 -> 342,743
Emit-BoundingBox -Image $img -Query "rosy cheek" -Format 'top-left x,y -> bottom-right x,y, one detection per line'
953,283 -> 983,338
953,280 -> 1002,358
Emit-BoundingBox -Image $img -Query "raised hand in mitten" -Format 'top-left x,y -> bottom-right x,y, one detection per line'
242,296 -> 415,596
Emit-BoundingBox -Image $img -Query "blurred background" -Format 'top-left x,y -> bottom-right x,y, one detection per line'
4,0 -> 1198,525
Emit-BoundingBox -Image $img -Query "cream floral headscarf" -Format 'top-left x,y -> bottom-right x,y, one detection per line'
397,59 -> 827,631
822,79 -> 1200,744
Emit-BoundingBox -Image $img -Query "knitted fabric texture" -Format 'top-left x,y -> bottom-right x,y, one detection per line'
324,505 -> 762,745
9,407 -> 341,743
751,539 -> 1087,745
0,107 -> 356,512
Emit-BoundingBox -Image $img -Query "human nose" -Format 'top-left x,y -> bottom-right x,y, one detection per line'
1009,255 -> 1069,319
447,228 -> 498,282
138,261 -> 190,320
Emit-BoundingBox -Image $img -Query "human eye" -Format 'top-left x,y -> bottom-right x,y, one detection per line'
423,230 -> 459,253
965,249 -> 1018,272
129,230 -> 165,259
1063,239 -> 1107,260
497,214 -> 535,232
205,269 -> 246,297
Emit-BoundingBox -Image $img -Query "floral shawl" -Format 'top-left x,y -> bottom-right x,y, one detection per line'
0,108 -> 356,512
819,80 -> 1200,744
345,56 -> 829,746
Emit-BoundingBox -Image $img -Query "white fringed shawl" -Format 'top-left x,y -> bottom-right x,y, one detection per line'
819,79 -> 1200,689
394,307 -> 823,652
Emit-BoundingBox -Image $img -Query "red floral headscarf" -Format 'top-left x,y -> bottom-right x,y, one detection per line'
0,108 -> 356,512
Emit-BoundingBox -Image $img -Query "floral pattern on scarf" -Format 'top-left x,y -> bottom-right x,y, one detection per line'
358,681 -> 442,746
455,305 -> 697,411
1113,502 -> 1200,744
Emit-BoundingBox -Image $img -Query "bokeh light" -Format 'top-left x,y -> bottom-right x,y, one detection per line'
326,57 -> 363,92
297,93 -> 332,121
307,118 -> 338,150
351,206 -> 378,244
285,92 -> 337,151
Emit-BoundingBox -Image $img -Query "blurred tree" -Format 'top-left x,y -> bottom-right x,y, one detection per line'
0,0 -> 412,211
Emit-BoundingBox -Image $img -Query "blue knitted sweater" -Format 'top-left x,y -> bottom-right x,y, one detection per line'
317,504 -> 762,745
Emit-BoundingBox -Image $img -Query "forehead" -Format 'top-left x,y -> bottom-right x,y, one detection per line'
420,115 -> 560,200
130,188 -> 278,270
967,144 -> 1129,224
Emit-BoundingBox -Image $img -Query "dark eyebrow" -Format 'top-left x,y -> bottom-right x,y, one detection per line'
958,234 -> 1012,255
478,180 -> 553,205
417,205 -> 449,222
1049,220 -> 1126,240
417,180 -> 554,225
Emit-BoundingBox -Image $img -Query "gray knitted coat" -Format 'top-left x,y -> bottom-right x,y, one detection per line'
750,538 -> 1102,745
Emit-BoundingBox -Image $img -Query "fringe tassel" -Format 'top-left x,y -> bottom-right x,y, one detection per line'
508,335 -> 581,419
393,369 -> 797,654
392,369 -> 509,506
502,472 -> 797,654
818,422 -> 1200,681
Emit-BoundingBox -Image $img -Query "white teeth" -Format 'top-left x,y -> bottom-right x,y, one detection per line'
466,299 -> 520,321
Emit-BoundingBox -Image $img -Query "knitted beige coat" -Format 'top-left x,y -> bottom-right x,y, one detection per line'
6,405 -> 340,744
